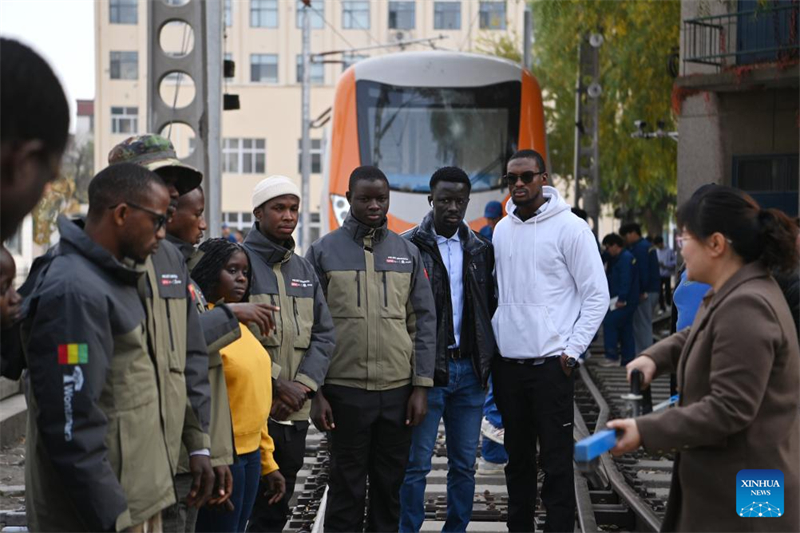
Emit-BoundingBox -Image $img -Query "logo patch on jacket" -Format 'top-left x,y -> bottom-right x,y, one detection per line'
290,279 -> 313,288
386,256 -> 412,265
63,366 -> 84,442
58,343 -> 88,365
161,273 -> 183,286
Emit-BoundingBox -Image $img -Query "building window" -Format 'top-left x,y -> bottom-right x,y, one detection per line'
225,0 -> 233,27
296,0 -> 324,29
298,212 -> 322,244
389,1 -> 415,30
479,1 -> 506,30
250,54 -> 278,83
342,1 -> 370,29
223,138 -> 266,174
733,154 -> 799,216
109,0 -> 137,24
342,53 -> 368,71
250,0 -> 278,28
109,51 -> 138,80
434,1 -> 460,30
111,106 -> 138,134
296,55 -> 325,84
222,212 -> 254,232
297,139 -> 323,174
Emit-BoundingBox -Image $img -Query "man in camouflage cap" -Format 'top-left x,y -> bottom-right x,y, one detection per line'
109,134 -> 219,532
109,134 -> 203,217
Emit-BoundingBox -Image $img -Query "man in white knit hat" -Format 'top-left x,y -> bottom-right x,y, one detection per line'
243,176 -> 336,532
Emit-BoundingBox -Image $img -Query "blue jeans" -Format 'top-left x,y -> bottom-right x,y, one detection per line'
400,358 -> 484,532
481,379 -> 508,464
196,449 -> 261,533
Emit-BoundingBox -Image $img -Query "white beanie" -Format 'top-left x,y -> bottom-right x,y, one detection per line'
252,175 -> 301,209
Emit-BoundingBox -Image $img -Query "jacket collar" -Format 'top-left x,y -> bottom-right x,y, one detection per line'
341,211 -> 388,245
703,261 -> 772,312
57,215 -> 144,285
243,222 -> 294,265
166,233 -> 194,262
165,234 -> 203,271
413,211 -> 487,256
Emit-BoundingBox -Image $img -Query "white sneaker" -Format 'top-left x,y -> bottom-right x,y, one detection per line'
597,358 -> 621,368
481,417 -> 505,445
477,457 -> 506,475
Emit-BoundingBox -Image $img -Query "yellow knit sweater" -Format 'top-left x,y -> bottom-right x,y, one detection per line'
216,311 -> 279,476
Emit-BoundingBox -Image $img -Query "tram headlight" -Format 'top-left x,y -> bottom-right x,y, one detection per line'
330,194 -> 350,228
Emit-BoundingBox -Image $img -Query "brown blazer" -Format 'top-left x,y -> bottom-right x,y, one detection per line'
636,262 -> 800,532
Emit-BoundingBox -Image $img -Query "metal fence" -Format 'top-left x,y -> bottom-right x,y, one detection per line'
683,2 -> 799,71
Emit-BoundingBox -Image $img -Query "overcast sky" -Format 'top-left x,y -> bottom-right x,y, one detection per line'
1,0 -> 95,133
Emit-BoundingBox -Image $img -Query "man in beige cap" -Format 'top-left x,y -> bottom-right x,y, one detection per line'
243,175 -> 336,532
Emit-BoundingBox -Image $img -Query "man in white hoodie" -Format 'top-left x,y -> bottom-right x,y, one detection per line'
492,150 -> 608,532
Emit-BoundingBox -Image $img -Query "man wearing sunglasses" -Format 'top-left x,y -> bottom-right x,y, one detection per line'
22,164 -> 176,531
491,149 -> 609,532
108,135 -> 218,528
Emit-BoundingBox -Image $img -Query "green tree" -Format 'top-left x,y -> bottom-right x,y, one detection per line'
528,0 -> 680,234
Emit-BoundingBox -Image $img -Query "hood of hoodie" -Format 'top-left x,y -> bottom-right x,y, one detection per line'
243,222 -> 294,265
504,185 -> 570,224
57,215 -> 144,285
341,211 -> 389,247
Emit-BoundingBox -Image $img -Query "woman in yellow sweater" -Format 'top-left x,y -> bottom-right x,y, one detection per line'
192,238 -> 286,533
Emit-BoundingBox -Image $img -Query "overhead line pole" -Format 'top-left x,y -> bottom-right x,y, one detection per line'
300,0 -> 312,253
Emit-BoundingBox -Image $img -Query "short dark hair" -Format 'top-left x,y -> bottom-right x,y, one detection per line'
508,149 -> 546,173
652,235 -> 664,245
602,233 -> 625,248
677,185 -> 799,274
618,222 -> 642,237
349,165 -> 389,191
430,166 -> 471,193
88,163 -> 166,217
571,207 -> 588,221
0,38 -> 70,156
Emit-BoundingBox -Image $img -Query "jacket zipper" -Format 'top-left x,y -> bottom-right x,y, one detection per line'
292,297 -> 300,335
382,271 -> 388,307
270,294 -> 278,334
355,271 -> 361,307
165,301 -> 175,351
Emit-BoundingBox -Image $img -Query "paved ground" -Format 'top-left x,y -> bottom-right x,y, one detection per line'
0,437 -> 26,520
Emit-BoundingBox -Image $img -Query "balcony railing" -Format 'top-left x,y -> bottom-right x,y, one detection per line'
683,2 -> 799,72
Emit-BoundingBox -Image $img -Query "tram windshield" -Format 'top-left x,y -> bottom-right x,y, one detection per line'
356,80 -> 521,193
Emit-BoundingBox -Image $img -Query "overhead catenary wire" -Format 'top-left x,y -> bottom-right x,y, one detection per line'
337,0 -> 382,47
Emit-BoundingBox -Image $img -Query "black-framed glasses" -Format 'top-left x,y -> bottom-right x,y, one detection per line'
110,202 -> 168,232
504,171 -> 545,186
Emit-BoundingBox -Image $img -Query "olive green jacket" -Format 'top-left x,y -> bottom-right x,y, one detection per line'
23,217 -> 174,532
243,225 -> 336,421
141,240 -> 212,475
168,236 -> 240,471
306,213 -> 436,390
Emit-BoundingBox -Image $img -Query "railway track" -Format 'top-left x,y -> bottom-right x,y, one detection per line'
285,312 -> 675,532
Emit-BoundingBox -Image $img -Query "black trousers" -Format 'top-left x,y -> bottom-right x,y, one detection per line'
492,357 -> 575,533
659,276 -> 673,309
246,420 -> 309,532
324,384 -> 413,533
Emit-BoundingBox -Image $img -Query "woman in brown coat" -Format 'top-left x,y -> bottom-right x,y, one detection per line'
608,186 -> 800,532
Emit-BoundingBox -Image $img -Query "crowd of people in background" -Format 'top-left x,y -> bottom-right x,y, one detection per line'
2,37 -> 800,533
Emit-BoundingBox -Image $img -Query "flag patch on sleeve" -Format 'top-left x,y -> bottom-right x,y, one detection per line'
58,344 -> 88,365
